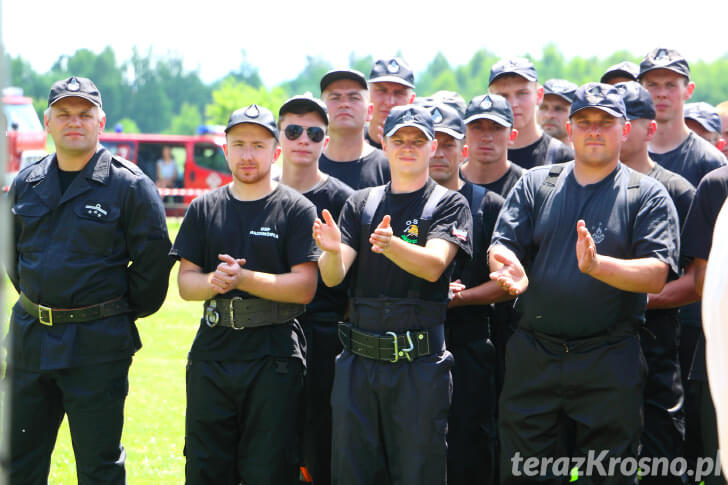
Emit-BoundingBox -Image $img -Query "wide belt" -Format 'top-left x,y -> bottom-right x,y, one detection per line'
204,297 -> 305,330
337,322 -> 445,363
19,292 -> 130,326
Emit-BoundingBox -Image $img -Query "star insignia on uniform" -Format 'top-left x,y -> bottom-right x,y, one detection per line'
68,77 -> 81,92
480,96 -> 493,110
387,59 -> 400,73
431,108 -> 443,123
244,105 -> 260,118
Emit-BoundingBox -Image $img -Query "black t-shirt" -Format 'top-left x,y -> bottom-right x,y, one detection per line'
650,132 -> 726,188
339,178 -> 472,304
319,149 -> 390,190
300,176 -> 354,320
446,182 -> 504,325
364,128 -> 382,150
508,133 -> 574,170
57,168 -> 80,194
463,162 -> 525,199
170,184 -> 319,362
491,162 -> 680,338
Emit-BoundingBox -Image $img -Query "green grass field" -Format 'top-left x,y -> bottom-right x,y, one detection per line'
3,219 -> 199,483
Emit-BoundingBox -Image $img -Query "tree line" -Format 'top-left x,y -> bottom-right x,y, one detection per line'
6,44 -> 728,135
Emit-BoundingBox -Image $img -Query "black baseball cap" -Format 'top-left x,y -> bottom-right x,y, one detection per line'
639,48 -> 690,80
383,104 -> 434,140
600,61 -> 640,84
684,102 -> 723,133
570,83 -> 626,119
431,90 -> 467,117
225,104 -> 279,140
48,76 -> 102,108
429,103 -> 465,140
369,57 -> 415,89
320,68 -> 368,93
464,94 -> 514,128
489,58 -> 538,85
543,79 -> 578,104
614,82 -> 656,120
279,94 -> 329,125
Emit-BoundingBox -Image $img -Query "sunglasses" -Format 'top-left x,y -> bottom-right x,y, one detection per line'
284,124 -> 325,143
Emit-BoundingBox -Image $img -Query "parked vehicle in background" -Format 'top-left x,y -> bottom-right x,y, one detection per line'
3,87 -> 47,184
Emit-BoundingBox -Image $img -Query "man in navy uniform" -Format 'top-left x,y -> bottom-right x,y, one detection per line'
4,76 -> 172,484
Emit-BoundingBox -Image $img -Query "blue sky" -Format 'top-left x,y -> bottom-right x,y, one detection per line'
3,0 -> 726,87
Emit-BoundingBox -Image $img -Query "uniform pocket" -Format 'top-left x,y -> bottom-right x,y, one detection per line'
70,201 -> 121,256
12,200 -> 52,252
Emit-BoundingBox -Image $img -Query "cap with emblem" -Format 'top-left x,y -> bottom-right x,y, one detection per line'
431,90 -> 467,117
639,48 -> 690,80
600,61 -> 640,84
279,93 -> 329,126
383,104 -> 434,140
464,94 -> 514,128
320,68 -> 368,94
225,104 -> 279,140
684,102 -> 723,133
369,57 -> 415,89
489,57 -> 538,85
570,83 -> 627,118
543,79 -> 578,104
429,103 -> 465,140
614,82 -> 656,120
48,76 -> 102,108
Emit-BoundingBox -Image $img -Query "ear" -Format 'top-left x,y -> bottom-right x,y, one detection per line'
566,121 -> 573,140
430,138 -> 438,156
98,112 -> 107,132
409,92 -> 416,104
223,143 -> 229,158
685,82 -> 696,100
646,120 -> 658,141
716,138 -> 726,152
509,128 -> 518,143
622,120 -> 632,141
274,145 -> 282,160
536,85 -> 545,105
44,111 -> 50,130
323,136 -> 330,150
366,103 -> 374,122
461,144 -> 469,160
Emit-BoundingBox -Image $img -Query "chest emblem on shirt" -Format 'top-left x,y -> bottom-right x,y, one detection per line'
591,222 -> 606,245
401,219 -> 419,244
249,226 -> 279,239
84,203 -> 108,218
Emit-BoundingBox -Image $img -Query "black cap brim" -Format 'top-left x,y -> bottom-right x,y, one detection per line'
434,127 -> 465,140
320,70 -> 368,93
49,93 -> 102,108
385,122 -> 433,140
464,113 -> 512,128
368,76 -> 415,89
638,66 -> 690,81
279,98 -> 328,125
571,105 -> 624,118
600,70 -> 637,84
489,71 -> 538,85
224,121 -> 279,140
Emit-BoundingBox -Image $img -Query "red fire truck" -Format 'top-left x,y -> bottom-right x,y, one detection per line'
3,87 -> 47,178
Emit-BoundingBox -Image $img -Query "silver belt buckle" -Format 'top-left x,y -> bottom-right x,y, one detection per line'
230,297 -> 245,330
205,300 -> 219,327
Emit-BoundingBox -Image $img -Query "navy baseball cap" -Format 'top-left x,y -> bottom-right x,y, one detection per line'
543,79 -> 578,104
279,94 -> 329,125
600,61 -> 640,84
320,68 -> 368,93
369,57 -> 415,89
464,94 -> 514,128
570,83 -> 627,119
639,48 -> 690,80
489,58 -> 538,85
48,76 -> 102,108
684,102 -> 723,133
614,82 -> 656,120
431,90 -> 467,117
383,104 -> 434,140
225,104 -> 279,140
429,103 -> 465,140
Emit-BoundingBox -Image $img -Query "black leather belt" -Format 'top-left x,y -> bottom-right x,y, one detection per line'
19,292 -> 130,326
204,297 -> 305,330
337,322 -> 444,363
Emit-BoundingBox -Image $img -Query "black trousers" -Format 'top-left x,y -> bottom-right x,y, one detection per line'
5,358 -> 131,485
499,329 -> 645,485
685,379 -> 726,485
330,350 -> 453,485
447,337 -> 497,485
300,320 -> 342,485
185,357 -> 304,485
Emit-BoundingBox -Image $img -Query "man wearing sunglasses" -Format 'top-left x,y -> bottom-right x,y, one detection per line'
314,104 -> 473,484
319,68 -> 391,190
278,94 -> 353,485
171,104 -> 320,485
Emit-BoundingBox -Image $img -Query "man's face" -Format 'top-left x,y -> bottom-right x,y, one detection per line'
369,82 -> 415,127
322,79 -> 371,133
719,111 -> 728,156
685,119 -> 721,146
383,126 -> 436,179
465,118 -> 513,165
44,97 -> 105,157
223,123 -> 280,185
430,132 -> 466,184
568,108 -> 629,168
640,70 -> 694,124
279,112 -> 329,168
488,76 -> 542,131
620,118 -> 654,161
538,94 -> 571,140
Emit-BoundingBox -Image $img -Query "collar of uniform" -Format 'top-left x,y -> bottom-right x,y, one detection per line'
88,147 -> 112,184
24,154 -> 55,183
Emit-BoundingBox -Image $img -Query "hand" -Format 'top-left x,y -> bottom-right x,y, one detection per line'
313,209 -> 342,253
208,254 -> 246,294
447,279 -> 467,308
489,250 -> 528,296
576,220 -> 599,275
369,215 -> 393,254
